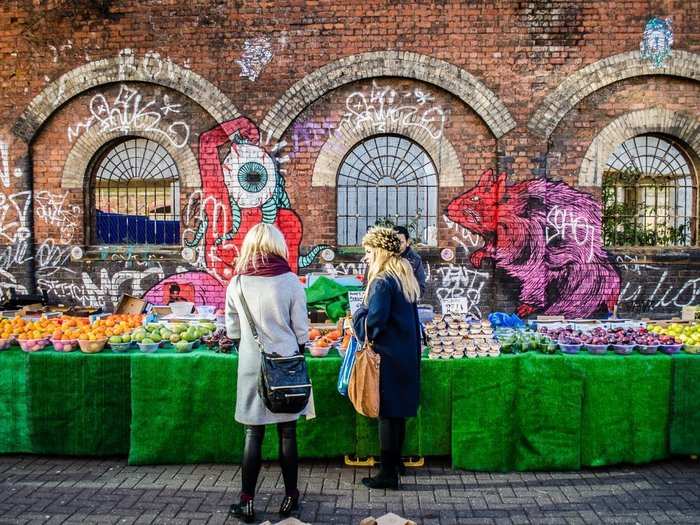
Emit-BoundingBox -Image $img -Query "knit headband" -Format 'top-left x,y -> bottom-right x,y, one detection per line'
362,226 -> 402,255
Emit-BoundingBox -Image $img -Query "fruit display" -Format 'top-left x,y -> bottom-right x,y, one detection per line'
537,325 -> 684,355
648,322 -> 698,353
201,328 -> 236,353
497,331 -> 556,354
78,338 -> 108,354
307,328 -> 343,357
424,315 -> 500,359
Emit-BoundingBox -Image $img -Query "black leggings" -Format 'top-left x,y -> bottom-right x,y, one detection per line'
241,421 -> 298,498
379,416 -> 406,467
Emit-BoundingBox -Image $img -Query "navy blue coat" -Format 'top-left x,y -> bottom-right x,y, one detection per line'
352,275 -> 421,418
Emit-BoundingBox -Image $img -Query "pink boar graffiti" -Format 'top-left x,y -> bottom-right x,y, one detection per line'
145,117 -> 327,309
446,170 -> 620,318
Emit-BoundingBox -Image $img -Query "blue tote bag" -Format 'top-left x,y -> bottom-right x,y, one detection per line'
337,335 -> 359,397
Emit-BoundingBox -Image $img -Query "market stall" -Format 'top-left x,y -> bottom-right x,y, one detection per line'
1,341 -> 699,471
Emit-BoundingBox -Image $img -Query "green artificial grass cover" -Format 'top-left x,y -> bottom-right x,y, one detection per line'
27,350 -> 131,456
0,350 -> 30,452
670,353 -> 700,454
0,346 -> 698,470
129,348 -> 242,464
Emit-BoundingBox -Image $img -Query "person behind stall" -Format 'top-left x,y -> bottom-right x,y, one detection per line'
352,226 -> 421,490
167,283 -> 195,313
225,223 -> 314,523
167,283 -> 183,304
393,225 -> 426,298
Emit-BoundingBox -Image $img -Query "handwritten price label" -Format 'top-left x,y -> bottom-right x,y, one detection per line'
348,291 -> 365,315
441,298 -> 471,315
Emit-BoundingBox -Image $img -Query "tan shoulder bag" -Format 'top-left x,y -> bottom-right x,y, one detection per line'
348,318 -> 381,418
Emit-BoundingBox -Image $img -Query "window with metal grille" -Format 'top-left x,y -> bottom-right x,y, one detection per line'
91,138 -> 181,245
337,135 -> 438,246
602,134 -> 697,247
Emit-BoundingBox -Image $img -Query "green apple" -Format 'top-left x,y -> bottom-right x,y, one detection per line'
146,323 -> 163,331
172,323 -> 187,333
169,334 -> 181,344
121,335 -> 131,344
160,328 -> 173,339
131,331 -> 145,343
109,336 -> 122,344
183,328 -> 198,342
150,330 -> 162,341
141,338 -> 155,345
175,340 -> 191,353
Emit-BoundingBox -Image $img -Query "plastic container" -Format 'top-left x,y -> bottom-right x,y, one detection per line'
170,301 -> 194,316
660,343 -> 683,355
559,343 -> 581,354
585,344 -> 609,355
0,338 -> 13,351
109,341 -> 133,353
310,345 -> 331,357
18,338 -> 50,352
196,305 -> 216,317
612,344 -> 635,355
172,341 -> 195,353
683,344 -> 700,354
637,344 -> 659,355
78,338 -> 108,354
137,341 -> 160,353
51,338 -> 78,352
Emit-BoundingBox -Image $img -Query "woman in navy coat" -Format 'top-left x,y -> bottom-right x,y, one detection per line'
352,226 -> 421,490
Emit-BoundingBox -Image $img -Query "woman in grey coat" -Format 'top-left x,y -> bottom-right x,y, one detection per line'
225,223 -> 313,523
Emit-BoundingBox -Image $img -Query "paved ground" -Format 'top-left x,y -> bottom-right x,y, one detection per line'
0,455 -> 699,524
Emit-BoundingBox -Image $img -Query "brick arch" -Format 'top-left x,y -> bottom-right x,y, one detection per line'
12,49 -> 240,142
312,117 -> 462,187
578,108 -> 700,187
261,51 -> 516,141
529,50 -> 700,138
62,126 -> 200,190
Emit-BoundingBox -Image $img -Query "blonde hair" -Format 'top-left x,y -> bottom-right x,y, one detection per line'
364,246 -> 420,304
235,223 -> 289,273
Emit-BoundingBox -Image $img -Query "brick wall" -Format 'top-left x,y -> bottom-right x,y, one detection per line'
0,1 -> 699,317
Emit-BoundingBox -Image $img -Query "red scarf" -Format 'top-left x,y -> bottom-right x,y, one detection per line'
238,254 -> 292,277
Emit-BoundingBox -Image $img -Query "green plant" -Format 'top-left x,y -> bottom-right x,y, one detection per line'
602,167 -> 690,246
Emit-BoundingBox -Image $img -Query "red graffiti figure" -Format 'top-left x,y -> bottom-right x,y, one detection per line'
447,169 -> 620,318
185,117 -> 326,281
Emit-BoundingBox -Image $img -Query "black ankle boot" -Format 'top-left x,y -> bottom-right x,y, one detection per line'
229,499 -> 255,523
361,450 -> 399,490
279,492 -> 300,517
361,468 -> 399,490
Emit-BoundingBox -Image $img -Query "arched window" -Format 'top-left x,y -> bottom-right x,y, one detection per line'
90,138 -> 181,245
337,135 -> 438,246
602,134 -> 697,246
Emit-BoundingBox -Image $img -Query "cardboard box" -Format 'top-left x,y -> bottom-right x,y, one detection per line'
150,305 -> 173,317
115,294 -> 147,315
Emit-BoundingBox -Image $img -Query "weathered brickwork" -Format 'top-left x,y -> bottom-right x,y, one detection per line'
1,1 -> 699,318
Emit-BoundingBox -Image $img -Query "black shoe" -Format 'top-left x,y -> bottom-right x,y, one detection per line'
229,500 -> 255,523
398,458 -> 406,476
279,493 -> 300,517
361,470 -> 399,490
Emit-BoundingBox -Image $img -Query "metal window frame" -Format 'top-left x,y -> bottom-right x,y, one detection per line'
335,134 -> 439,247
85,136 -> 181,247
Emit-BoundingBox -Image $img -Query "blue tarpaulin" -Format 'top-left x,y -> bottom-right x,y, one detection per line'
96,210 -> 180,244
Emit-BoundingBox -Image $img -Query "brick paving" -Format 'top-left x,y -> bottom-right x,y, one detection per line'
0,455 -> 699,524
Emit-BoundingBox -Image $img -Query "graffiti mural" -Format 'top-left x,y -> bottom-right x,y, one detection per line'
446,170 -> 621,318
146,117 -> 327,309
66,84 -> 191,148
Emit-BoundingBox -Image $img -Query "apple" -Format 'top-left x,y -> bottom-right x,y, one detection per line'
175,341 -> 191,353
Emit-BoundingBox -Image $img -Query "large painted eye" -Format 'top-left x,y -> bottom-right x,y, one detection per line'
238,161 -> 268,193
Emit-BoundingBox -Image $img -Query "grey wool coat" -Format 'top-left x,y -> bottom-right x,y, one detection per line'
225,272 -> 315,425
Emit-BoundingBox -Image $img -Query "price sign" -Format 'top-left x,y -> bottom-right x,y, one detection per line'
347,291 -> 365,315
440,298 -> 471,315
